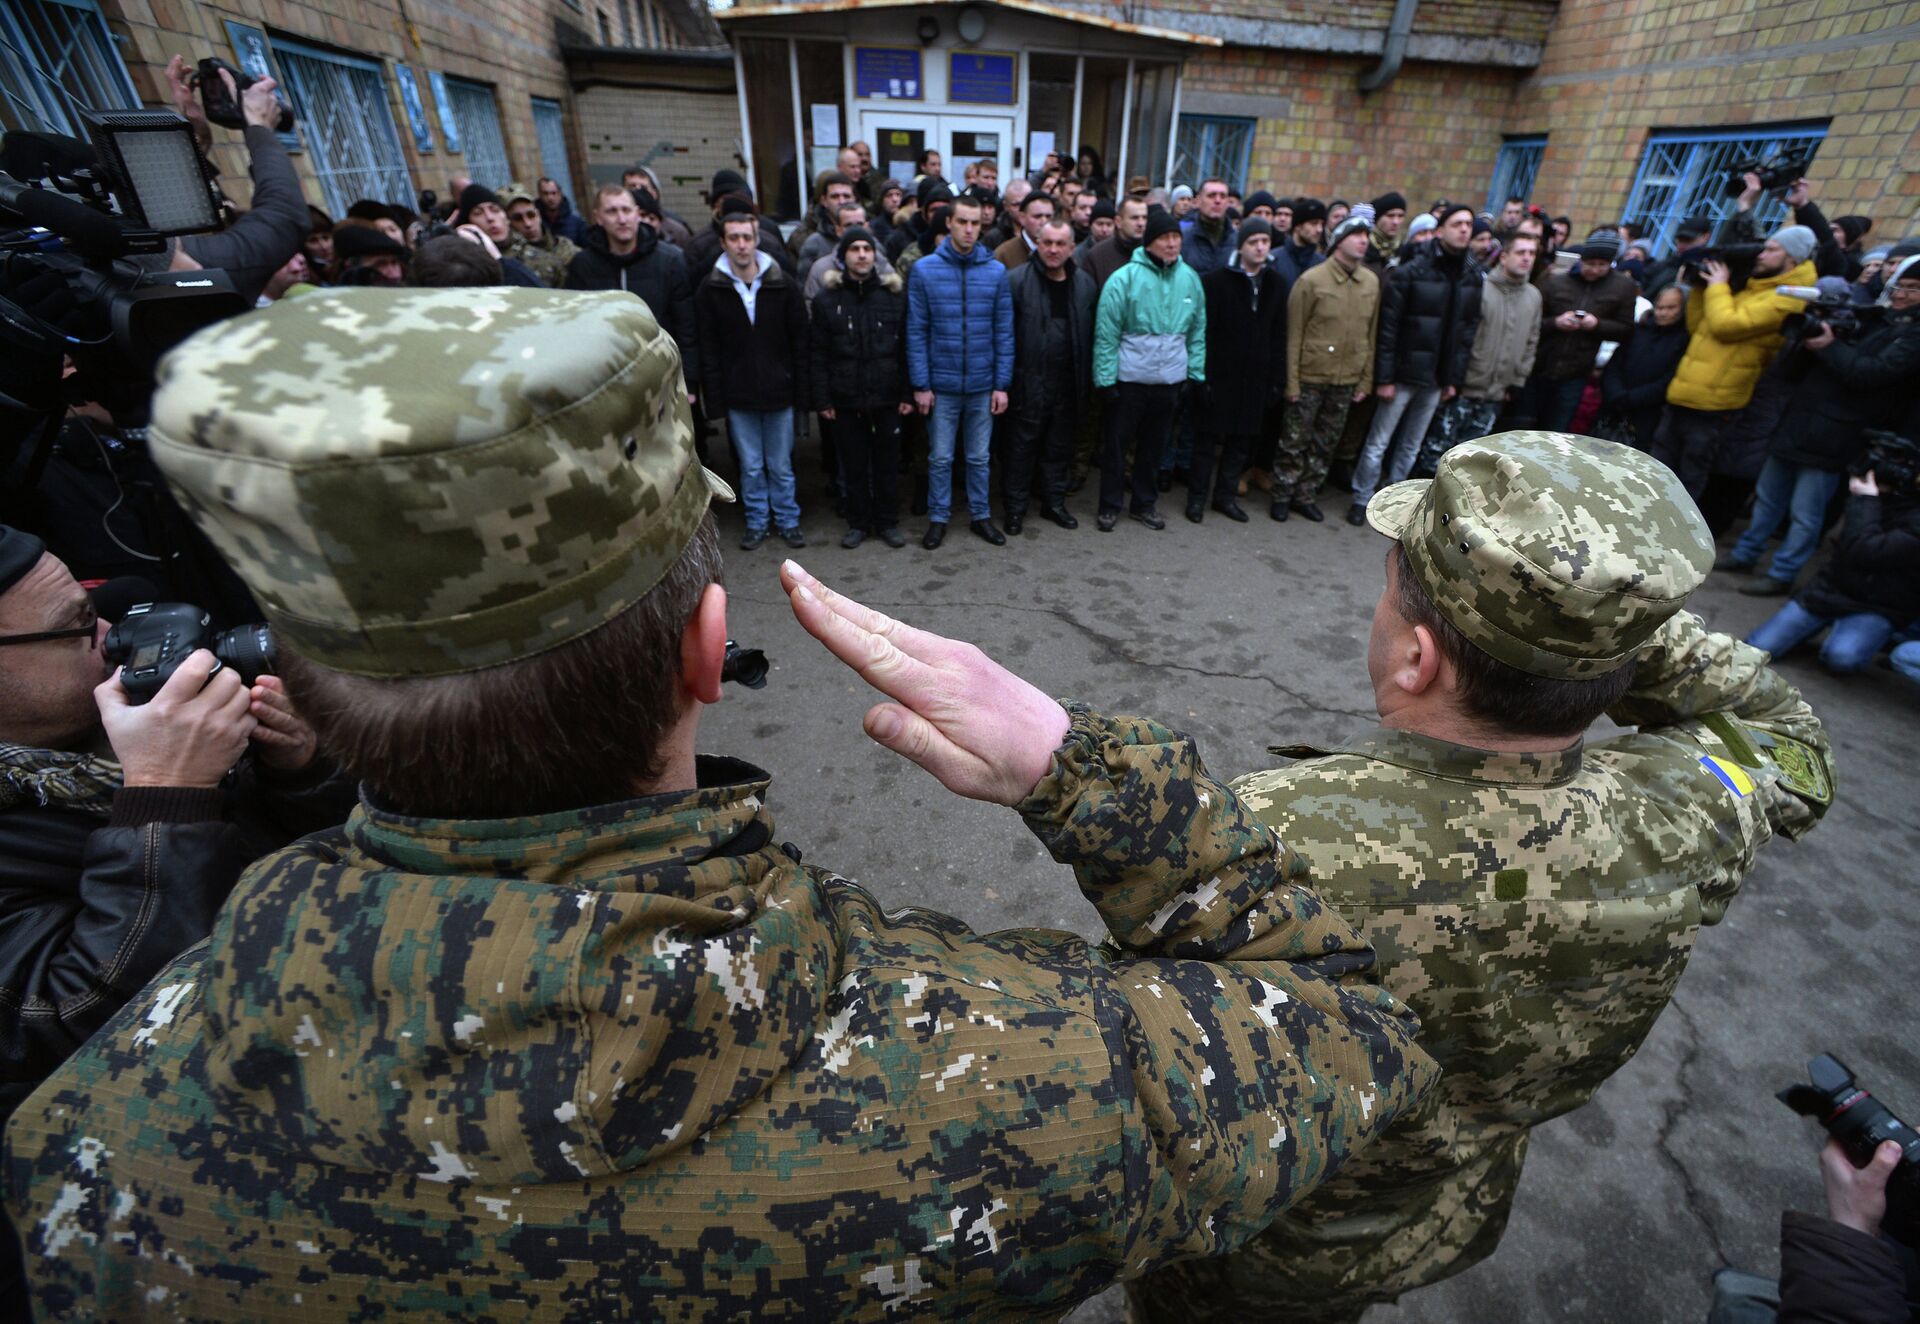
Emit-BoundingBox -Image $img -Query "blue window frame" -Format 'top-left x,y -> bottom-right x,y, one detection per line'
1623,122 -> 1827,255
272,37 -> 415,219
1,0 -> 139,137
1486,134 -> 1546,214
1172,115 -> 1255,195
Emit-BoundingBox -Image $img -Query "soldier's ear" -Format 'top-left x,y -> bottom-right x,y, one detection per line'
681,583 -> 729,706
1398,623 -> 1445,698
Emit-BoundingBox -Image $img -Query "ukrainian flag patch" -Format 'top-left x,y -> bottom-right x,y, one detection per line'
1700,754 -> 1755,798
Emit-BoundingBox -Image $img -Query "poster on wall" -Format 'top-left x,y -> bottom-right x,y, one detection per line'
393,64 -> 435,153
221,20 -> 300,151
948,51 -> 1015,105
854,47 -> 922,100
427,70 -> 462,155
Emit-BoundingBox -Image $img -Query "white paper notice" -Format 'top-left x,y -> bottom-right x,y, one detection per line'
811,103 -> 841,147
1027,131 -> 1056,164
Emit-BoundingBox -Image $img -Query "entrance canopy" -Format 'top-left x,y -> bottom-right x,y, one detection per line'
715,0 -> 1218,220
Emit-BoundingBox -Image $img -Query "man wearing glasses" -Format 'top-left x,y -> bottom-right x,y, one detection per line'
0,526 -> 351,1123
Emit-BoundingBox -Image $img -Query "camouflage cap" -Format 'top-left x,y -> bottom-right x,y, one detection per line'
1366,432 -> 1713,679
147,286 -> 731,678
500,180 -> 535,206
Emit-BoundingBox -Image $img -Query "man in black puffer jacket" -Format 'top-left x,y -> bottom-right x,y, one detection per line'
809,227 -> 912,549
565,185 -> 701,393
1721,267 -> 1920,596
1348,203 -> 1482,523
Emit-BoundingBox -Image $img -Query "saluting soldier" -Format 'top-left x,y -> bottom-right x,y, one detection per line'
1131,431 -> 1833,1324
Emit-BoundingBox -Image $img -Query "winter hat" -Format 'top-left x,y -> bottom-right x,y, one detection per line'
916,176 -> 952,209
0,525 -> 45,598
1244,190 -> 1279,214
836,225 -> 877,261
1439,203 -> 1476,228
1170,184 -> 1194,204
454,183 -> 502,221
347,199 -> 393,221
1769,224 -> 1816,263
1471,216 -> 1492,237
1579,230 -> 1622,260
1675,216 -> 1715,241
1864,246 -> 1891,264
630,187 -> 662,218
708,168 -> 750,202
1371,190 -> 1407,215
1330,203 -> 1375,247
1834,215 -> 1872,247
333,224 -> 410,260
715,193 -> 755,221
1145,208 -> 1182,244
1236,217 -> 1274,247
1292,197 -> 1328,224
1406,213 -> 1438,239
1090,198 -> 1116,222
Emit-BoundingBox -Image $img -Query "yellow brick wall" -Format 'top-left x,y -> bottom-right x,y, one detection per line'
99,0 -> 583,209
1509,0 -> 1920,235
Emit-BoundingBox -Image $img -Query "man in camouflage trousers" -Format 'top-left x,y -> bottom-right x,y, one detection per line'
1132,432 -> 1833,1322
3,286 -> 1437,1320
1271,208 -> 1380,524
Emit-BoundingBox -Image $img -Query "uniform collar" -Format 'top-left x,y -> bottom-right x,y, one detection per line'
1271,725 -> 1585,787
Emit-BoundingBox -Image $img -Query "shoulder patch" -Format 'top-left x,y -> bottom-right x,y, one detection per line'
1761,732 -> 1834,807
1699,754 -> 1755,799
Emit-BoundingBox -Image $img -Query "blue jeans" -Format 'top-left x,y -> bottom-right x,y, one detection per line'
928,391 -> 993,522
1746,599 -> 1893,674
728,408 -> 800,530
1731,458 -> 1844,583
1892,640 -> 1920,683
1352,385 -> 1443,506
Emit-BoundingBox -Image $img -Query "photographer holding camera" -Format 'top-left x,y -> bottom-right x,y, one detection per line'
1724,172 -> 1849,280
1718,261 -> 1920,596
0,526 -> 352,1120
159,54 -> 311,305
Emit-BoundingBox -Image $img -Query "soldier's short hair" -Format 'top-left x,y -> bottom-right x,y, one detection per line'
280,514 -> 724,819
410,234 -> 503,288
1390,542 -> 1637,738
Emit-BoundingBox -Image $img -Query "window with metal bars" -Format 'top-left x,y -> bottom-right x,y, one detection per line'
1485,135 -> 1546,214
1623,122 -> 1828,255
272,40 -> 414,218
531,98 -> 575,194
1171,115 -> 1254,194
0,0 -> 138,137
444,77 -> 514,192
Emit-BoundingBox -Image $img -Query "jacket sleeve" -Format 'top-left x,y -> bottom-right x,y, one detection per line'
1793,200 -> 1849,281
1593,280 -> 1637,345
1815,320 -> 1920,391
1185,271 -> 1207,382
0,791 -> 260,1086
669,258 -> 700,390
1699,281 -> 1797,343
1374,267 -> 1406,386
1358,277 -> 1381,395
806,291 -> 832,413
1265,275 -> 1288,395
1606,609 -> 1832,893
1776,1211 -> 1909,1324
994,269 -> 1016,392
1831,494 -> 1920,575
1519,289 -> 1543,382
694,288 -> 725,413
1092,271 -> 1124,388
786,282 -> 810,408
1283,276 -> 1309,398
906,272 -> 931,391
177,125 -> 310,305
1017,708 -> 1437,1271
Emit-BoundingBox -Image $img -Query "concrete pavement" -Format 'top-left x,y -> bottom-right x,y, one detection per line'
701,464 -> 1918,1323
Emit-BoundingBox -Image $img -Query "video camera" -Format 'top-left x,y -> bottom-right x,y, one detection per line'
1779,278 -> 1868,342
1779,1053 -> 1919,1246
192,58 -> 295,134
1847,430 -> 1920,498
1,109 -> 247,419
1722,146 -> 1814,197
102,601 -> 276,704
1677,242 -> 1766,290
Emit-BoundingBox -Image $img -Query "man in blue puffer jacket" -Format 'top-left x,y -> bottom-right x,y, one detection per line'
907,193 -> 1015,549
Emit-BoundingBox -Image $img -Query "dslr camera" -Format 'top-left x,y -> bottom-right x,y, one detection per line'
1779,1053 -> 1918,1246
102,602 -> 275,704
1722,146 -> 1814,197
192,57 -> 295,134
1846,430 -> 1920,497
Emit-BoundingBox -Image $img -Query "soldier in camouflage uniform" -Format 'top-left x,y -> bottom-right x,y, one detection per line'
3,286 -> 1438,1320
1131,432 -> 1833,1323
500,181 -> 578,288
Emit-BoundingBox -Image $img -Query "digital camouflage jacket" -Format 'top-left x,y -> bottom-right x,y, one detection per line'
1131,612 -> 1832,1323
4,708 -> 1437,1321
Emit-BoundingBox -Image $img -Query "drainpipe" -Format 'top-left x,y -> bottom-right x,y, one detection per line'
1358,0 -> 1419,93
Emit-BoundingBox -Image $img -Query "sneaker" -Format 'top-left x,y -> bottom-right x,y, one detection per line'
778,526 -> 806,549
840,527 -> 867,549
878,526 -> 908,548
739,527 -> 768,551
1130,508 -> 1166,531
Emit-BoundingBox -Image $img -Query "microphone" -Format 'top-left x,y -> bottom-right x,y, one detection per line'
0,176 -> 134,260
90,576 -> 162,622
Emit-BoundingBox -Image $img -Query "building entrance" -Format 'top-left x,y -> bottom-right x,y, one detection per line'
860,110 -> 1014,191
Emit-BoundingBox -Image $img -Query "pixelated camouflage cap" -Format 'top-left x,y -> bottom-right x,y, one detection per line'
1366,431 -> 1713,679
147,286 -> 731,678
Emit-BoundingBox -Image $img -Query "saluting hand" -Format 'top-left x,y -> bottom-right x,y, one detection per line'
780,561 -> 1069,806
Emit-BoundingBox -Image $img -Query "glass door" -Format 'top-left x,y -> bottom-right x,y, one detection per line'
941,114 -> 1013,189
861,110 -> 939,190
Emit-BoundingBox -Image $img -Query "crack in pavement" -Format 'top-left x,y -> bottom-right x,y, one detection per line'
1651,993 -> 1731,1267
733,592 -> 1377,721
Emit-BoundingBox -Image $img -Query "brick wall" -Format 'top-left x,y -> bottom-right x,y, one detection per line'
1184,48 -> 1523,207
572,56 -> 742,222
1509,0 -> 1920,236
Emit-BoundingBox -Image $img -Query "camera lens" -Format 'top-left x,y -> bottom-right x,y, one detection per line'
213,623 -> 275,683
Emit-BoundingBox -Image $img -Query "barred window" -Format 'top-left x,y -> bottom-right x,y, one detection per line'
444,76 -> 513,193
1486,135 -> 1546,214
1171,115 -> 1255,195
0,0 -> 138,137
1623,122 -> 1827,255
273,38 -> 414,217
531,97 -> 575,196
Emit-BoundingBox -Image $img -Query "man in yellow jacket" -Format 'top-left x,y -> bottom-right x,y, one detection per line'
1652,224 -> 1818,498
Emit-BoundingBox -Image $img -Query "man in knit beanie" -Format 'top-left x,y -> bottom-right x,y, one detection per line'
1654,222 -> 1819,500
